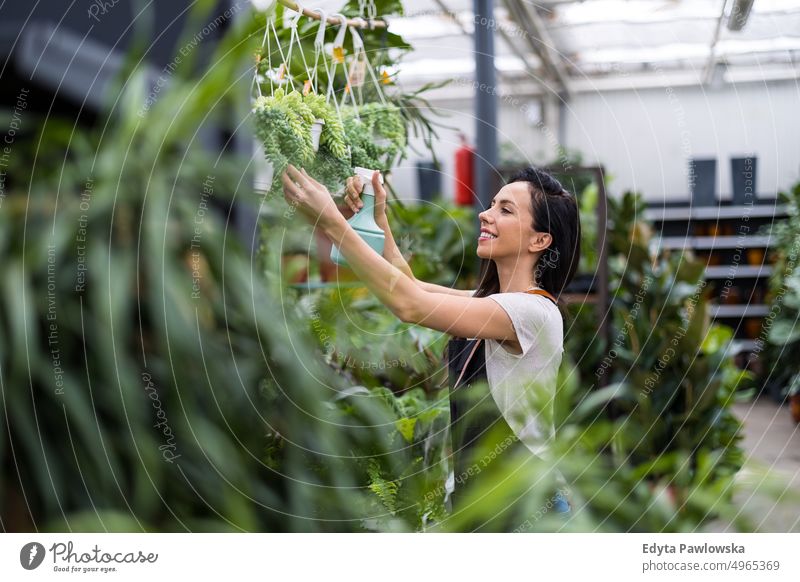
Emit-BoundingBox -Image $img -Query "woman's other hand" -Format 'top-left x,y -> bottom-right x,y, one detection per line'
344,171 -> 388,227
281,165 -> 341,229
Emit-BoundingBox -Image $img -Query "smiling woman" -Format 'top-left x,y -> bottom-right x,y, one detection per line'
282,164 -> 581,529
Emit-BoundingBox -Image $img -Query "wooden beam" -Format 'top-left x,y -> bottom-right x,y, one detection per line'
275,0 -> 387,29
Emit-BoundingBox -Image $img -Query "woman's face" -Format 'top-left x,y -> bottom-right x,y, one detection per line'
476,182 -> 537,260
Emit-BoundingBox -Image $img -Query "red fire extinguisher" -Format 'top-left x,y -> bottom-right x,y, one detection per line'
454,132 -> 475,206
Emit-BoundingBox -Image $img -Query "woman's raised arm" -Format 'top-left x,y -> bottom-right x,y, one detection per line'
344,172 -> 473,298
283,166 -> 515,341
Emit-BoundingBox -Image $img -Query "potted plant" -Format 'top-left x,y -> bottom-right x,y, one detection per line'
253,88 -> 354,194
342,102 -> 406,172
566,190 -> 750,508
253,88 -> 316,194
759,181 -> 800,408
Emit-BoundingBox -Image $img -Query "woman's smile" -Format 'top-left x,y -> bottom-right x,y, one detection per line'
478,228 -> 498,242
476,183 -> 534,258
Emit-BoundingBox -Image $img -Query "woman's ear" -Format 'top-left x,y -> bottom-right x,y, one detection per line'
528,232 -> 553,254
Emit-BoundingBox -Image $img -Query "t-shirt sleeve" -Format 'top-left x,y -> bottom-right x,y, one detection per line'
487,293 -> 555,357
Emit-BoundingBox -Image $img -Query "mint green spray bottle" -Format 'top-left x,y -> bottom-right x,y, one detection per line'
330,167 -> 386,266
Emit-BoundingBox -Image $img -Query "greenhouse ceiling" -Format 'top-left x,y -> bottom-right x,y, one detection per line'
323,0 -> 800,96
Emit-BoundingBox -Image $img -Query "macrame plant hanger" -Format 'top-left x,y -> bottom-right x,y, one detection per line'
308,8 -> 329,95
341,0 -> 388,115
286,6 -> 316,95
253,1 -> 389,100
324,13 -> 351,122
252,7 -> 309,101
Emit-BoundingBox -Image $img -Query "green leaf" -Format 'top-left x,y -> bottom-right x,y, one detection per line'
701,324 -> 733,354
395,417 -> 417,443
571,383 -> 632,422
767,319 -> 800,344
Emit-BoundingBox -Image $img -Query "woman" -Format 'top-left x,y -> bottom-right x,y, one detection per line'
281,164 -> 581,526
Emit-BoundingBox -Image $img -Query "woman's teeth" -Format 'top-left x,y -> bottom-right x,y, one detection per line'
479,232 -> 497,240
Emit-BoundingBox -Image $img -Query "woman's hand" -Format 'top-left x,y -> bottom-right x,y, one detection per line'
344,171 -> 388,227
281,165 -> 342,229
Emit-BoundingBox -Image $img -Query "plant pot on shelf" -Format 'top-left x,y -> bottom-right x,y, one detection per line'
747,248 -> 765,266
790,394 -> 800,424
722,286 -> 741,305
281,253 -> 309,284
416,160 -> 441,202
689,158 -> 717,207
731,156 -> 757,205
785,373 -> 800,423
744,317 -> 763,339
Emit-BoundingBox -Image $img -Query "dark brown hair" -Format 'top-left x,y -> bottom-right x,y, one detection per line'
473,167 -> 581,303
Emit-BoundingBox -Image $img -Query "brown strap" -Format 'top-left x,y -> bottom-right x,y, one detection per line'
526,288 -> 557,304
453,338 -> 483,389
452,288 -> 556,389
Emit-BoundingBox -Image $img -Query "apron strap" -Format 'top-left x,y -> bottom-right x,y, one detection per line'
453,338 -> 483,389
452,288 -> 557,388
525,288 -> 558,305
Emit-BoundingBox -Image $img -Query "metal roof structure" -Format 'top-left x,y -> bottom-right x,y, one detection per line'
389,0 -> 800,95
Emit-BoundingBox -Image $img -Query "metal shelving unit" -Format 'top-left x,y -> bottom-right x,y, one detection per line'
704,265 -> 773,278
648,201 -> 789,362
644,204 -> 787,222
653,234 -> 774,250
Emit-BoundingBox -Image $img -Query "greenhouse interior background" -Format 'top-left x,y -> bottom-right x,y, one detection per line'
374,0 -> 799,201
1,0 -> 800,536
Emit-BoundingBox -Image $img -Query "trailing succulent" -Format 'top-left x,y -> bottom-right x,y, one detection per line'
253,88 -> 353,194
253,88 -> 315,193
302,92 -> 347,160
254,90 -> 408,195
343,102 -> 406,171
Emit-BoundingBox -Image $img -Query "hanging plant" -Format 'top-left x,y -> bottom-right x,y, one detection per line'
303,92 -> 347,159
254,87 -> 360,195
253,88 -> 318,193
343,102 -> 406,171
302,91 -> 352,193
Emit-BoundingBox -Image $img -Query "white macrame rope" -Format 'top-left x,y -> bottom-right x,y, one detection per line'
286,7 -> 314,90
270,17 -> 296,92
310,8 -> 327,93
326,13 -> 349,115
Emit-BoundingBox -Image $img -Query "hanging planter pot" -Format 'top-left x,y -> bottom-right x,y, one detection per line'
374,134 -> 392,148
343,103 -> 406,171
310,118 -> 325,152
259,155 -> 274,190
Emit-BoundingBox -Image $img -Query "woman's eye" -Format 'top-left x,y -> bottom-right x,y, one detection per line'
501,208 -> 511,214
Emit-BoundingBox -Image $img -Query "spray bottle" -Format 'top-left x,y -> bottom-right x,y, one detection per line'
330,167 -> 386,266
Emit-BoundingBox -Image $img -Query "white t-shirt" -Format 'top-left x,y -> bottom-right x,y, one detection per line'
472,289 -> 564,458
